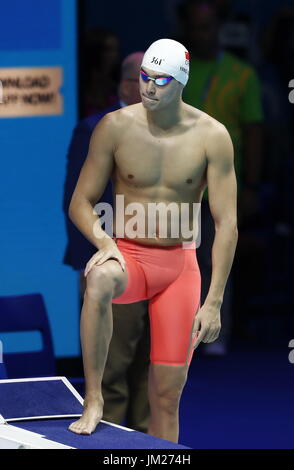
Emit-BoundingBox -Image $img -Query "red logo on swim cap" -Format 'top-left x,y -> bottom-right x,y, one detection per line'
185,51 -> 190,60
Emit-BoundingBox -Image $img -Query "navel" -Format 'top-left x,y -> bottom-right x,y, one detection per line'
128,174 -> 134,179
186,178 -> 193,184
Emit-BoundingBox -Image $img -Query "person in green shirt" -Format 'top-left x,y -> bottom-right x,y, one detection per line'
177,0 -> 264,353
185,52 -> 263,191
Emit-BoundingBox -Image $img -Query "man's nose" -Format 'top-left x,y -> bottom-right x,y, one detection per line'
146,80 -> 156,95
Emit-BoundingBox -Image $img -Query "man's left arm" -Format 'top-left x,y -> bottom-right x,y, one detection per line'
193,124 -> 238,347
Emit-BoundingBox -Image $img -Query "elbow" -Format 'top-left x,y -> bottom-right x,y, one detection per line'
68,205 -> 73,222
68,196 -> 76,221
231,220 -> 238,243
68,193 -> 91,222
215,218 -> 238,236
229,219 -> 238,237
233,216 -> 239,236
234,224 -> 239,240
225,221 -> 238,245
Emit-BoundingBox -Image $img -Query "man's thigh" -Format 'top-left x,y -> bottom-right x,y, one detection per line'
112,251 -> 147,303
148,253 -> 201,366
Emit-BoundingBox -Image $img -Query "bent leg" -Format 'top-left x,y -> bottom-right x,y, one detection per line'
69,259 -> 128,435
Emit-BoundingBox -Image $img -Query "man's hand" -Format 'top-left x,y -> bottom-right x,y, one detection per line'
192,304 -> 221,350
84,238 -> 126,277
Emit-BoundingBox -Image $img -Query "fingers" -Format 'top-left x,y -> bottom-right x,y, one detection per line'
193,307 -> 221,345
202,327 -> 221,343
113,254 -> 126,272
203,329 -> 213,343
192,320 -> 220,349
192,314 -> 201,349
193,316 -> 200,335
194,327 -> 215,348
204,319 -> 221,342
193,328 -> 205,350
209,331 -> 220,343
84,252 -> 126,277
84,254 -> 102,277
94,253 -> 125,273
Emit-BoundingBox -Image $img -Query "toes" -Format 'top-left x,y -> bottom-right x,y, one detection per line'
68,424 -> 82,434
68,416 -> 100,435
68,422 -> 92,435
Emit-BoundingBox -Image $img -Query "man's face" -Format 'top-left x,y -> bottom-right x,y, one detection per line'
139,66 -> 183,110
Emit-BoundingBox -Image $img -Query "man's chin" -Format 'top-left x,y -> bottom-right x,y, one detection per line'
142,98 -> 159,109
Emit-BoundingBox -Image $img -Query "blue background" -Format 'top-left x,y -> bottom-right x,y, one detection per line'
0,0 -> 78,357
0,0 -> 61,51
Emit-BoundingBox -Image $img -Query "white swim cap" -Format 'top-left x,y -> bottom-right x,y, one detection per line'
141,38 -> 190,86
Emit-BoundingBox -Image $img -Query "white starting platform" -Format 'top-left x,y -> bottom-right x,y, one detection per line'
0,377 -> 190,449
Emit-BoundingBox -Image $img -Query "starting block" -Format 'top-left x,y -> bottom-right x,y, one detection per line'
0,377 -> 190,449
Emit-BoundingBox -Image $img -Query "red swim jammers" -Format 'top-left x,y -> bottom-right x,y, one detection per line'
112,238 -> 201,366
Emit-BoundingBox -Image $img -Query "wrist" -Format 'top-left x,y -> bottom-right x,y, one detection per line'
94,235 -> 115,251
204,298 -> 222,310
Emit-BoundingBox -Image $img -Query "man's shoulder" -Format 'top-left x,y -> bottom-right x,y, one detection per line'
88,103 -> 142,142
104,103 -> 142,128
109,102 -> 141,118
186,104 -> 226,135
79,103 -> 122,132
197,111 -> 232,157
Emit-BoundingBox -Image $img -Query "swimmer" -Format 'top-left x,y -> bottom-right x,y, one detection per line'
68,38 -> 238,442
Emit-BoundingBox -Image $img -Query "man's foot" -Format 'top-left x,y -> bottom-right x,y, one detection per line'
68,397 -> 104,435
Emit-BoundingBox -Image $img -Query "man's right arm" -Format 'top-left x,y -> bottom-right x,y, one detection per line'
68,113 -> 116,250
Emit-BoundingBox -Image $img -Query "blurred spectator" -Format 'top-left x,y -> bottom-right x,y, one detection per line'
63,52 -> 151,433
260,6 -> 294,191
80,28 -> 121,117
176,0 -> 264,352
253,7 -> 294,336
218,12 -> 251,60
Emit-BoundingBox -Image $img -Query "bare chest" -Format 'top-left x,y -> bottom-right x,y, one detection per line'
113,126 -> 207,191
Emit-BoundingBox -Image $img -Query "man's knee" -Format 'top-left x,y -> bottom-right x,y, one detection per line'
150,365 -> 188,411
86,260 -> 127,300
152,386 -> 182,415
